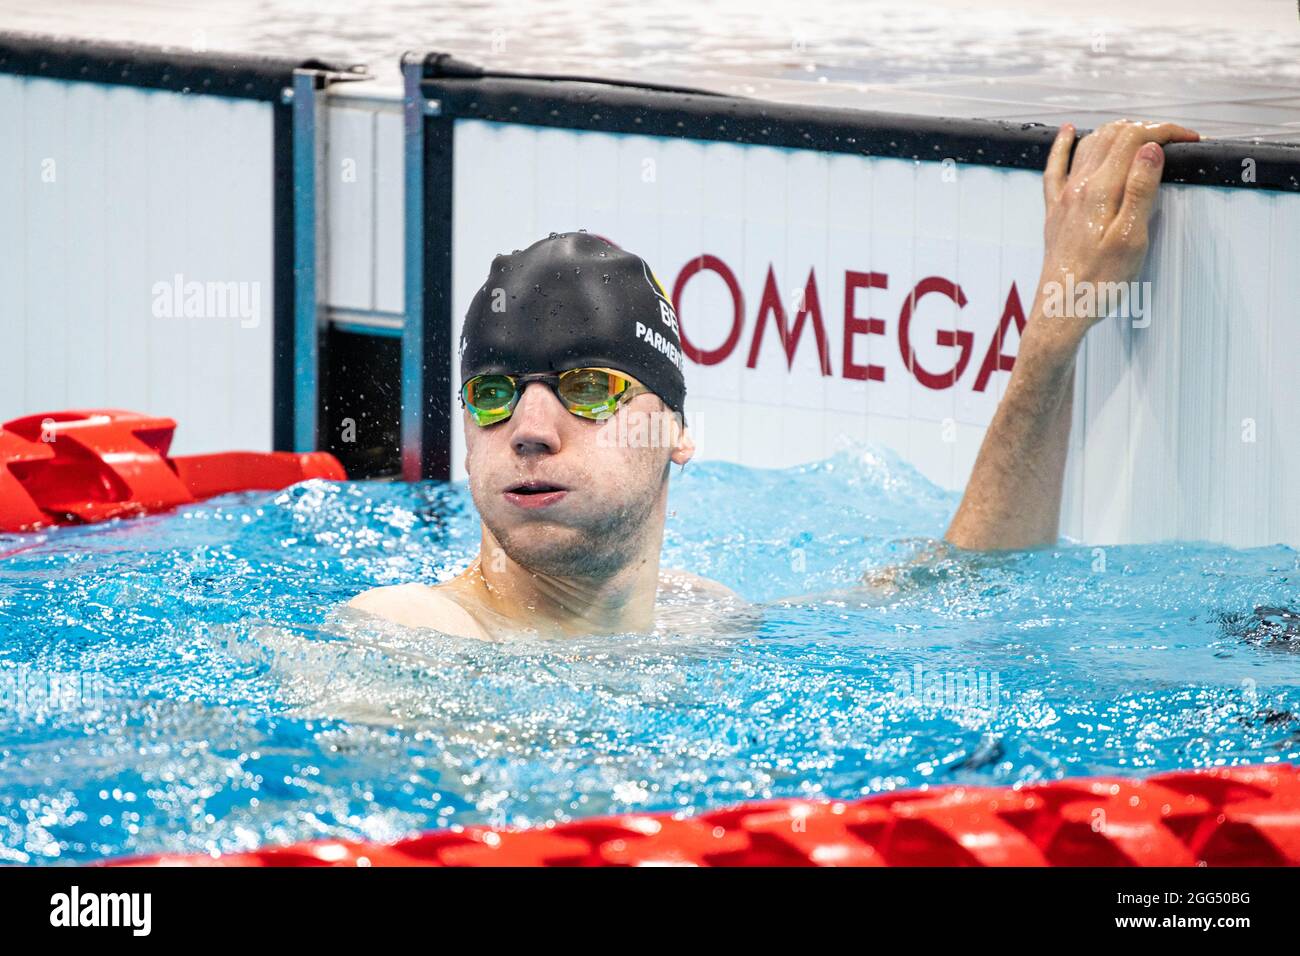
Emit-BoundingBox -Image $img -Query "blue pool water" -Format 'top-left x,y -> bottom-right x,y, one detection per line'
1,442 -> 1297,865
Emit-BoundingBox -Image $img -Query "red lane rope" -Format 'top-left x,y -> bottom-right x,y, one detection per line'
107,763 -> 1300,867
0,409 -> 345,533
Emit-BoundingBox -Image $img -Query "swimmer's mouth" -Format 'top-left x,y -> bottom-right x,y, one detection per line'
506,481 -> 568,495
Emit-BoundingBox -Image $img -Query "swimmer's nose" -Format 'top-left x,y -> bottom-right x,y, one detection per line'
509,381 -> 564,455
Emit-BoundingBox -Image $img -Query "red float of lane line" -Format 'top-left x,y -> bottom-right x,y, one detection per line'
0,410 -> 345,533
107,763 -> 1300,867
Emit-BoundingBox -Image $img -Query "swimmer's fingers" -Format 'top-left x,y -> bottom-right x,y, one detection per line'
1042,123 -> 1075,203
1070,121 -> 1121,180
1092,121 -> 1200,217
1108,142 -> 1164,250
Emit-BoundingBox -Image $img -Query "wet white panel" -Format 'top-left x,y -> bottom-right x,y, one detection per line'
1059,183 -> 1300,550
104,86 -> 155,417
326,105 -> 376,310
62,81 -> 109,411
1218,188 -> 1274,548
0,75 -> 276,454
21,78 -> 68,415
373,109 -> 404,314
614,133 -> 667,271
0,75 -> 25,415
1268,194 -> 1300,548
533,127 -> 580,233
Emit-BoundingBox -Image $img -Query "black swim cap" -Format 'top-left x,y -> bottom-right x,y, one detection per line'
459,232 -> 687,416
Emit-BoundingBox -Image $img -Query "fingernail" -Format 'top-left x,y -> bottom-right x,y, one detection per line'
1140,143 -> 1163,165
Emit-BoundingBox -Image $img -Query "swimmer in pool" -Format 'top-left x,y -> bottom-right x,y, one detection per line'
349,119 -> 1200,640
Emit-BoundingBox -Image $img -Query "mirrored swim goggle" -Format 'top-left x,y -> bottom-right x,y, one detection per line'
459,367 -> 649,427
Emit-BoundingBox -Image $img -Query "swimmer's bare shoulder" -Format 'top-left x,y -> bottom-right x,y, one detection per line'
346,583 -> 490,640
656,568 -> 760,635
657,567 -> 743,602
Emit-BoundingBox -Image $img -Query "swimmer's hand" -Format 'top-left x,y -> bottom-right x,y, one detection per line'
1031,119 -> 1200,353
944,119 -> 1199,552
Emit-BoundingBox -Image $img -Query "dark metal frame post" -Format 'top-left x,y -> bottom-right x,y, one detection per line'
290,68 -> 326,453
401,59 -> 426,481
403,56 -> 453,481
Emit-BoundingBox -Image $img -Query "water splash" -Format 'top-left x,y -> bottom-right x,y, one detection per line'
0,441 -> 1295,863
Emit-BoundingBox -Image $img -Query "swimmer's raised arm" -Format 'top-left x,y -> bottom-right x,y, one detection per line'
943,119 -> 1199,552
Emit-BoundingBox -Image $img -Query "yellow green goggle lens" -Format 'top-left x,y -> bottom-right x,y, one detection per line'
461,368 -> 645,427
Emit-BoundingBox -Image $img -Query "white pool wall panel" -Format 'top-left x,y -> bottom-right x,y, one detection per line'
0,73 -> 276,455
322,90 -> 405,323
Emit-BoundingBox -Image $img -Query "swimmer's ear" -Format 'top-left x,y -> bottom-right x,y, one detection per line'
669,414 -> 694,468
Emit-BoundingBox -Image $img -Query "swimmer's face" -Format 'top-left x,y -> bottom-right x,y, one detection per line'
464,381 -> 694,579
